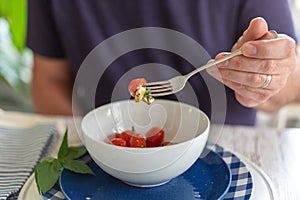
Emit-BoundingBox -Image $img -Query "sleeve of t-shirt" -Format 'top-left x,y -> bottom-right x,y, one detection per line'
237,0 -> 298,43
26,0 -> 65,58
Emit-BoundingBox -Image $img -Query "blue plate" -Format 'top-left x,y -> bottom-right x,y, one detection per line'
59,150 -> 231,200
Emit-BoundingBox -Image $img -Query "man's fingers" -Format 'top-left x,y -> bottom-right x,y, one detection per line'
242,36 -> 296,59
214,51 -> 295,76
260,30 -> 279,40
232,17 -> 269,50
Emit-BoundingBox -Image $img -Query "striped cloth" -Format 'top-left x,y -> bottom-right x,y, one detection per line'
43,144 -> 252,200
0,124 -> 56,200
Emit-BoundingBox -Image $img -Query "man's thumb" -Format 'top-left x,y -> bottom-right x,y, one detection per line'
232,17 -> 269,51
243,17 -> 269,41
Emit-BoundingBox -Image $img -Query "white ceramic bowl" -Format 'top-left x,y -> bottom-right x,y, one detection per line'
81,99 -> 210,187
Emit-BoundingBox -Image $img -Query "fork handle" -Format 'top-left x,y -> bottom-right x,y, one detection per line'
184,49 -> 242,79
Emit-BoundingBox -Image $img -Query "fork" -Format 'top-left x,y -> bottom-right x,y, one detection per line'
146,49 -> 242,97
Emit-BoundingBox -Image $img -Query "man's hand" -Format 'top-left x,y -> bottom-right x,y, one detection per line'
207,17 -> 298,111
256,45 -> 300,112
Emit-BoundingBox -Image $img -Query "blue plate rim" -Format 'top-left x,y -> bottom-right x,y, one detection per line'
213,151 -> 232,200
59,149 -> 231,200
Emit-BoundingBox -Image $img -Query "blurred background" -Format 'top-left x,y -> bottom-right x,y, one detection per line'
0,0 -> 299,126
0,0 -> 33,112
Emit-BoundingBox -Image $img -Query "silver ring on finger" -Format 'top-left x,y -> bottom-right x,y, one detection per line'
269,30 -> 279,38
258,74 -> 272,89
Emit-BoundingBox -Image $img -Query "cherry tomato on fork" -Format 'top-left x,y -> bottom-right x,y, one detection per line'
128,78 -> 146,97
146,127 -> 164,147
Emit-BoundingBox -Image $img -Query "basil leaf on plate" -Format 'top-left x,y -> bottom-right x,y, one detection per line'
59,146 -> 87,160
34,158 -> 63,194
57,128 -> 69,159
34,128 -> 94,194
60,158 -> 95,175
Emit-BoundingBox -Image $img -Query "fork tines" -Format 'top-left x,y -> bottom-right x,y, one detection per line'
145,81 -> 174,97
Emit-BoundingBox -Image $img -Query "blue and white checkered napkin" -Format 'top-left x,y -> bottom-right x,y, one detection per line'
211,145 -> 253,200
43,145 -> 252,200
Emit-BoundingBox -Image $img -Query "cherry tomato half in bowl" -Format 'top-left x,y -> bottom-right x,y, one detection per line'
129,133 -> 146,148
117,130 -> 134,147
146,127 -> 165,147
110,138 -> 127,147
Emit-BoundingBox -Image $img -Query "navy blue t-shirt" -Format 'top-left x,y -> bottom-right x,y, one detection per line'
27,0 -> 297,125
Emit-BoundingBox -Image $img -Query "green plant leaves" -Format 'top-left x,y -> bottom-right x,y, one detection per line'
60,158 -> 95,175
34,158 -> 63,194
59,129 -> 69,151
58,129 -> 87,160
58,146 -> 87,160
34,129 -> 94,194
0,0 -> 5,16
0,0 -> 32,102
0,0 -> 27,51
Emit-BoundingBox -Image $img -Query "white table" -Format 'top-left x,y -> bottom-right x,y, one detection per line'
1,111 -> 299,199
212,125 -> 300,200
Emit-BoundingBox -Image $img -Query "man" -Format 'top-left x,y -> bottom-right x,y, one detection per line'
27,0 -> 299,125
